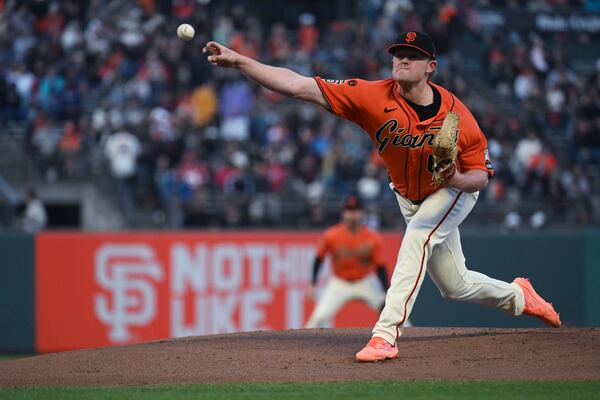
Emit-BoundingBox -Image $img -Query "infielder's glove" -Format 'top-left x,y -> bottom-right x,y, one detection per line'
431,111 -> 460,186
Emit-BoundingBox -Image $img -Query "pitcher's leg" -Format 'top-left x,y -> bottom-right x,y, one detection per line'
353,277 -> 386,310
427,228 -> 525,315
371,227 -> 429,343
372,188 -> 473,344
305,277 -> 352,328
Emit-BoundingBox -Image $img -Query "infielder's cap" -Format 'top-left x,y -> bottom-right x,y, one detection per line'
387,31 -> 436,59
343,195 -> 364,211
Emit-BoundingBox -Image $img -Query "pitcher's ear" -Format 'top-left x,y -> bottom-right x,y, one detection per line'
427,59 -> 437,73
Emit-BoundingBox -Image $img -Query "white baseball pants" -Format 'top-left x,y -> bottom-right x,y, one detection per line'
305,276 -> 385,328
372,185 -> 525,345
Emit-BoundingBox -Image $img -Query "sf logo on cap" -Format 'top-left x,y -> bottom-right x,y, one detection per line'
406,32 -> 417,43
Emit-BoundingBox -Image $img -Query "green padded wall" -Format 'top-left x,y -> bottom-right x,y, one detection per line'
0,232 -> 35,352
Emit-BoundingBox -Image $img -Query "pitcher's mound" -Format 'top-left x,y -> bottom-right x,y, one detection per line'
1,327 -> 599,387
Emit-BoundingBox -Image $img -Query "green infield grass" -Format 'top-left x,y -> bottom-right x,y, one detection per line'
0,355 -> 30,362
1,381 -> 599,400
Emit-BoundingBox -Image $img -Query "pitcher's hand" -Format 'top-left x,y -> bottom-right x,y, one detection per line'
202,41 -> 241,68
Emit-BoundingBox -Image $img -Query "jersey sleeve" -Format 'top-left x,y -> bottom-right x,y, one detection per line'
456,111 -> 494,177
314,77 -> 368,123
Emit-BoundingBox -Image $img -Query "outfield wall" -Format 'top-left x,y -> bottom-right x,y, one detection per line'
0,230 -> 598,353
0,233 -> 34,352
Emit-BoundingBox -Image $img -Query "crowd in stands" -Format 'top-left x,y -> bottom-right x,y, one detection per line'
0,0 -> 598,228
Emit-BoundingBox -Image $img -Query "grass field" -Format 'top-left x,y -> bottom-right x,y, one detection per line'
0,355 -> 29,362
1,381 -> 599,400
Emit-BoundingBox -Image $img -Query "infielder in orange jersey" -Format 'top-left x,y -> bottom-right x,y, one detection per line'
305,196 -> 389,329
203,30 -> 561,363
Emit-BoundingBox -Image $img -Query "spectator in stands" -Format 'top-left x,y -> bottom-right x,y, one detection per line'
154,154 -> 184,227
1,79 -> 21,122
1,1 -> 599,228
31,113 -> 62,182
522,144 -> 558,198
22,188 -> 47,232
298,13 -> 319,55
176,151 -> 210,195
515,130 -> 542,172
6,63 -> 36,117
37,67 -> 65,118
530,35 -> 550,80
357,162 -> 382,202
58,121 -> 82,179
218,78 -> 254,141
104,128 -> 141,213
574,118 -> 600,165
514,67 -> 539,101
560,165 -> 592,224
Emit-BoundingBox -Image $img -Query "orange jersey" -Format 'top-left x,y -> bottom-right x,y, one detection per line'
314,77 -> 494,202
316,223 -> 385,281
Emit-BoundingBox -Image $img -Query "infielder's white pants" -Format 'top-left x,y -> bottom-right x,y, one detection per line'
305,276 -> 385,328
373,186 -> 525,345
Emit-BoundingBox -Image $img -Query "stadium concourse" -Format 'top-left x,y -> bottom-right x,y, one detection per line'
0,0 -> 599,230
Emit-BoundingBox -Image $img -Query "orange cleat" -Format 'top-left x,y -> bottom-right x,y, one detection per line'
355,336 -> 399,362
514,277 -> 561,328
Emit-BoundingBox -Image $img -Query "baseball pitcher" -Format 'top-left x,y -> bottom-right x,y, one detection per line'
305,196 -> 389,328
203,30 -> 561,363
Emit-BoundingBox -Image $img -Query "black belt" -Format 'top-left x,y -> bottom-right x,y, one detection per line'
392,188 -> 424,205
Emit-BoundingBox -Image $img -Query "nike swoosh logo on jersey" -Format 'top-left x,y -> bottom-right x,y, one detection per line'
384,107 -> 398,113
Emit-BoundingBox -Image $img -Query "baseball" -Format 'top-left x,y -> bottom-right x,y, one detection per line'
177,23 -> 195,41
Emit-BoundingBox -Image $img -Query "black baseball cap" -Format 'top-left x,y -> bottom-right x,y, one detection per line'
343,195 -> 364,211
387,31 -> 436,59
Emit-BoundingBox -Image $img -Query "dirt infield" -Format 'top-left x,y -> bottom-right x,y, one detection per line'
1,327 -> 599,387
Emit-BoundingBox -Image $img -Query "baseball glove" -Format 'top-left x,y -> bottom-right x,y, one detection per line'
431,111 -> 460,186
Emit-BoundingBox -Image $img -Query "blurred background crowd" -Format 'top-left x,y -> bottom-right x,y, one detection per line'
0,0 -> 599,230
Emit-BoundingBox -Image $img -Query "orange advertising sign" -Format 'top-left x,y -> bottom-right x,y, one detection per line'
36,231 -> 402,352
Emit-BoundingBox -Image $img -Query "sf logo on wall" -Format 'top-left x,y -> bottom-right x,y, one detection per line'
94,244 -> 163,343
